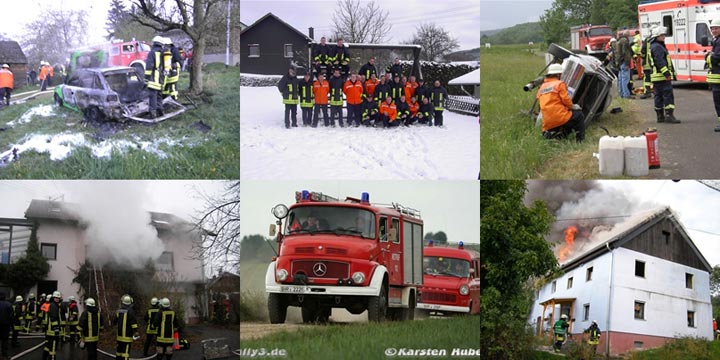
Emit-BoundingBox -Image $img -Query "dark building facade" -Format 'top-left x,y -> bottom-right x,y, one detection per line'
240,13 -> 312,75
0,41 -> 28,89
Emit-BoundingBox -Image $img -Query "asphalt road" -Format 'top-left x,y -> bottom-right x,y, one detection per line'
635,82 -> 720,178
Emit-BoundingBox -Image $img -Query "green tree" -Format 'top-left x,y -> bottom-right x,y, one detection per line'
433,231 -> 448,244
480,181 -> 556,359
540,0 -> 641,45
6,226 -> 50,296
239,235 -> 276,262
105,0 -> 130,40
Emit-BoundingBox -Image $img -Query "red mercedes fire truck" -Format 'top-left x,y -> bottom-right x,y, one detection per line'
571,24 -> 614,57
417,241 -> 480,315
265,190 -> 424,323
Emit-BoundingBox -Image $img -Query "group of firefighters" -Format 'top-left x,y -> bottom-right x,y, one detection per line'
277,36 -> 449,129
0,291 -> 179,360
551,314 -> 601,354
144,36 -> 184,119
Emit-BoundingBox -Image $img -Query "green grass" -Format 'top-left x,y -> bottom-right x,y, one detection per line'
480,44 -> 647,179
242,316 -> 479,359
0,63 -> 238,179
240,261 -> 269,292
626,337 -> 720,360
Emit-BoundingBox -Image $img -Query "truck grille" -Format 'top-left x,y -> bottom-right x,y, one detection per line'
422,291 -> 456,303
292,260 -> 349,279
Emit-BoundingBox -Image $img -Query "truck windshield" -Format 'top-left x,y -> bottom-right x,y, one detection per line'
138,43 -> 151,52
589,28 -> 612,37
424,256 -> 470,277
285,206 -> 376,239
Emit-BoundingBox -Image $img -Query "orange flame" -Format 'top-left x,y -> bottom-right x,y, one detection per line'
558,226 -> 578,262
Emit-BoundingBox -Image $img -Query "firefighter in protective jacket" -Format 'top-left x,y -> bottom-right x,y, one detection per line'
707,16 -> 720,131
145,36 -> 166,118
650,26 -> 680,123
152,298 -> 179,360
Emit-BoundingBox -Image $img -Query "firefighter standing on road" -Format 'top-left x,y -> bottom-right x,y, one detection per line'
24,293 -> 36,333
632,30 -> 643,80
66,296 -> 79,343
78,298 -> 102,360
536,63 -> 586,142
0,64 -> 14,108
639,26 -> 657,99
707,16 -> 720,131
115,294 -> 139,360
152,298 -> 179,360
11,296 -> 23,347
650,26 -> 681,123
43,291 -> 63,360
277,67 -> 299,128
143,297 -> 160,356
145,36 -> 166,119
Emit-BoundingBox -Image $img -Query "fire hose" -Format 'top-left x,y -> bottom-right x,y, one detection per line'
9,341 -> 44,360
96,348 -> 158,359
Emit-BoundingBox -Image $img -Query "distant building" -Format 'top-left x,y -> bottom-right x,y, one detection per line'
0,41 -> 28,89
529,207 -> 713,356
240,12 -> 312,75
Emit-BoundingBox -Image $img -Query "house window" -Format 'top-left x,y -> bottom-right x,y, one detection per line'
551,280 -> 557,293
634,301 -> 645,320
687,311 -> 695,327
567,277 -> 573,289
284,44 -> 293,58
156,251 -> 174,271
635,260 -> 645,278
248,44 -> 260,58
686,273 -> 693,289
586,267 -> 593,281
583,304 -> 590,321
662,230 -> 670,245
633,341 -> 644,349
41,243 -> 57,260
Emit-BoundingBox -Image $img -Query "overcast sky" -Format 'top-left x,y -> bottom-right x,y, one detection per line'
240,181 -> 480,245
240,0 -> 480,50
0,180 -> 228,222
480,0 -> 553,31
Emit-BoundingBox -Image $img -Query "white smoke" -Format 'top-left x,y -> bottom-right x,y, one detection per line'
63,181 -> 165,268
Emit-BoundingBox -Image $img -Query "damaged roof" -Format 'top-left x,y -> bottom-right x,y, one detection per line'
0,41 -> 27,64
560,206 -> 712,272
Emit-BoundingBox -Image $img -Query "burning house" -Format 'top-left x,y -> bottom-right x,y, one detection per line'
529,207 -> 713,356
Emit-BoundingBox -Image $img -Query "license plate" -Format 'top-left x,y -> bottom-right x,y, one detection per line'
280,286 -> 310,293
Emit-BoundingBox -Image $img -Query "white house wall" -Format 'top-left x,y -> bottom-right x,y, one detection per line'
530,251 -> 614,334
609,247 -> 712,340
36,222 -> 85,301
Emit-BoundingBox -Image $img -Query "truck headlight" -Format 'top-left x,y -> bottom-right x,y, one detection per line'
352,272 -> 365,284
276,269 -> 288,282
271,204 -> 289,219
459,285 -> 469,296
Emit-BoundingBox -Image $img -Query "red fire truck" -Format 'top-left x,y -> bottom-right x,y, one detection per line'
571,24 -> 614,57
70,39 -> 151,76
265,190 -> 424,323
417,241 -> 480,315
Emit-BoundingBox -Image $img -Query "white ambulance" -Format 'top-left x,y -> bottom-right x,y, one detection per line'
638,0 -> 719,82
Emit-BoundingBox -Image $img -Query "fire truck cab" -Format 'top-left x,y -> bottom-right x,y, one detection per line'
638,0 -> 717,82
106,39 -> 151,75
417,241 -> 480,315
571,24 -> 614,57
266,190 -> 424,323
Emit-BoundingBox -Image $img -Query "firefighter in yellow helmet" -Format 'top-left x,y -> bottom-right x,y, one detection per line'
152,298 -> 179,360
145,36 -> 166,119
115,294 -> 139,360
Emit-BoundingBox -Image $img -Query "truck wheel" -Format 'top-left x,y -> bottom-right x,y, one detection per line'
54,93 -> 63,107
267,293 -> 287,324
548,43 -> 573,60
301,307 -> 316,323
318,307 -> 331,323
402,292 -> 416,321
367,284 -> 387,322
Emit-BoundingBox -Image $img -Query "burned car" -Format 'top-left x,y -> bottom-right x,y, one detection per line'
525,43 -> 616,127
53,67 -> 185,123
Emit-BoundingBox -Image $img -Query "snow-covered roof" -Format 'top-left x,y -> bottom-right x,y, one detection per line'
560,206 -> 711,272
448,69 -> 480,86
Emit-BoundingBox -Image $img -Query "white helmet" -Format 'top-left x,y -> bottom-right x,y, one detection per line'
45,294 -> 52,301
547,63 -> 563,75
15,296 -> 22,302
163,37 -> 173,45
592,320 -> 597,324
654,26 -> 668,37
85,298 -> 96,307
121,294 -> 133,305
160,297 -> 170,308
68,296 -> 76,302
610,37 -> 617,43
1,64 -> 8,68
152,36 -> 164,45
151,297 -> 159,306
52,291 -> 61,299
561,314 -> 568,319
711,16 -> 720,28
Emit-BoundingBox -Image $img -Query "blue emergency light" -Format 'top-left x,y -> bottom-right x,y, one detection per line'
302,190 -> 310,200
361,192 -> 370,204
428,239 -> 434,247
458,241 -> 464,249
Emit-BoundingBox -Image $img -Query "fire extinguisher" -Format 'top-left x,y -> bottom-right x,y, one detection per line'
645,128 -> 660,169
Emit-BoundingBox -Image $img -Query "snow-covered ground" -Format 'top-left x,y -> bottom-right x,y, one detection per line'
240,86 -> 479,179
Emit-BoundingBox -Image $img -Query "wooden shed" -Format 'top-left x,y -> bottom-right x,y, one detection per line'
0,41 -> 28,89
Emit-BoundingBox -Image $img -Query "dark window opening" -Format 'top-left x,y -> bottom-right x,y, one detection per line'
686,273 -> 693,289
634,301 -> 645,320
586,267 -> 593,281
635,260 -> 645,278
41,243 -> 57,260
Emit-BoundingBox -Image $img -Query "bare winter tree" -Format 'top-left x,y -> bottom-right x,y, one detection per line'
193,181 -> 239,270
21,9 -> 89,67
407,23 -> 460,61
331,0 -> 392,43
128,0 -> 228,94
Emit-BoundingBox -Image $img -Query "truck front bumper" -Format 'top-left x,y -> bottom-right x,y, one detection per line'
417,303 -> 469,313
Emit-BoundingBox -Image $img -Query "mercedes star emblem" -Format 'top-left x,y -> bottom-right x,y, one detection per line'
313,262 -> 327,276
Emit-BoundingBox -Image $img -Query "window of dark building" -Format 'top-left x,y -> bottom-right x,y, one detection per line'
635,260 -> 645,278
583,304 -> 590,321
41,243 -> 57,260
284,44 -> 293,58
634,301 -> 645,320
686,273 -> 693,289
662,230 -> 670,245
687,311 -> 695,327
567,277 -> 573,289
249,44 -> 260,58
586,267 -> 593,281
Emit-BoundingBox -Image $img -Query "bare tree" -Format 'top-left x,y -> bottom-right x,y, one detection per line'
407,23 -> 460,61
193,181 -> 239,270
129,0 -> 227,94
331,0 -> 392,43
21,9 -> 88,66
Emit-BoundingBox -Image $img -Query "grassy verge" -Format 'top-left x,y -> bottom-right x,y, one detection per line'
626,337 -> 720,360
480,44 -> 646,179
241,316 -> 479,359
0,63 -> 238,179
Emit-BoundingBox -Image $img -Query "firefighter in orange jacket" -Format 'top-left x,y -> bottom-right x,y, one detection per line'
343,73 -> 364,127
379,95 -> 398,127
312,73 -> 330,127
0,64 -> 13,107
365,73 -> 379,98
404,75 -> 418,102
536,63 -> 585,142
39,62 -> 50,91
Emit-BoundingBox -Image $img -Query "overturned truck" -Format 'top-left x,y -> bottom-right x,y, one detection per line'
53,67 -> 185,123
